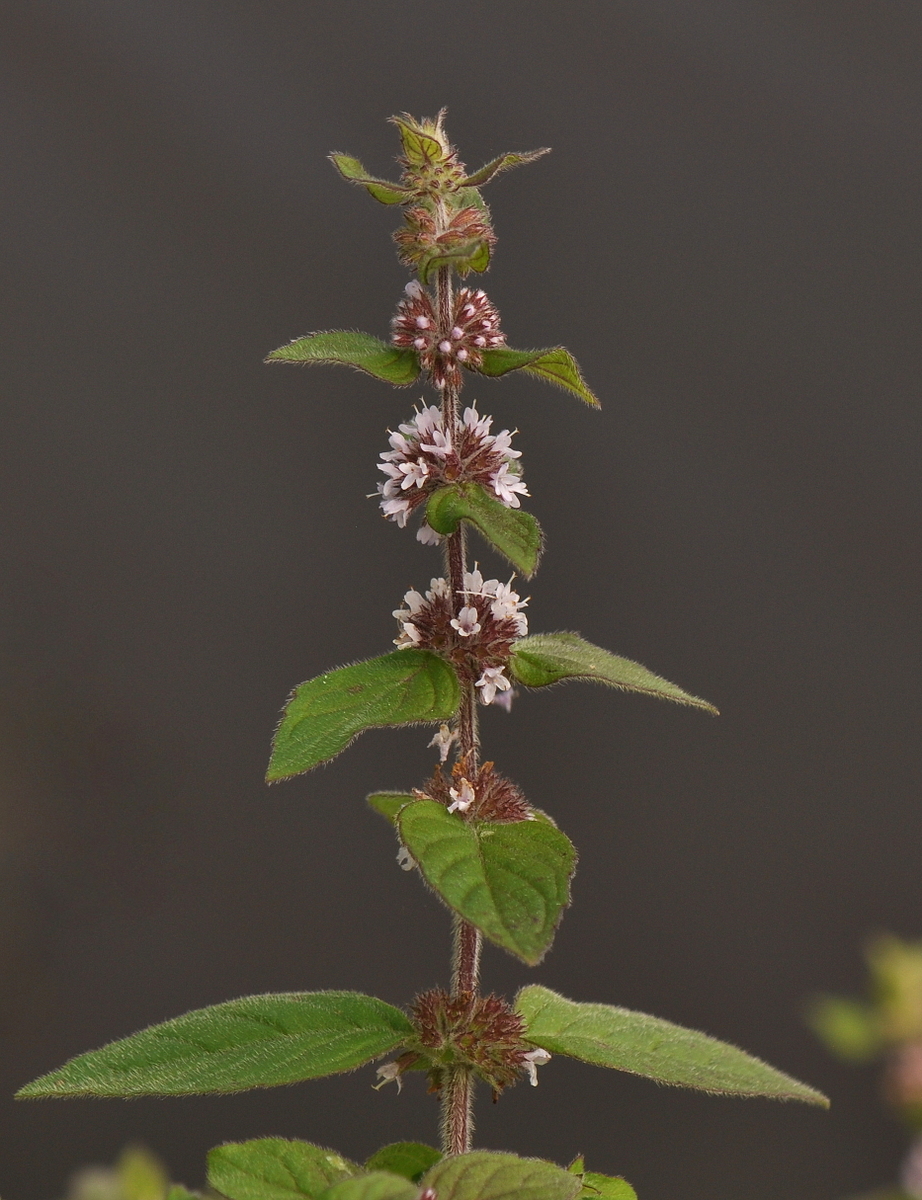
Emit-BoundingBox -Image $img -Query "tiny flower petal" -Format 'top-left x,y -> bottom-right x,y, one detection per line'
447,778 -> 476,814
522,1047 -> 551,1086
428,723 -> 457,762
374,1061 -> 404,1092
450,605 -> 481,637
396,845 -> 416,872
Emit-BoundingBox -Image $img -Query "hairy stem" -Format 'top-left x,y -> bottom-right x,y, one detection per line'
436,264 -> 482,1155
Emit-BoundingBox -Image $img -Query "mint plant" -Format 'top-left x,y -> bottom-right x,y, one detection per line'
17,112 -> 828,1200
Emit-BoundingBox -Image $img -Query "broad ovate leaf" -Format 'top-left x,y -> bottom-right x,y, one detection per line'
509,633 -> 718,714
419,1151 -> 581,1200
364,1143 -> 441,1184
397,800 -> 576,965
266,332 -> 420,386
475,347 -> 599,408
426,483 -> 543,578
329,154 -> 408,205
320,1177 -> 417,1200
208,1139 -> 358,1200
268,649 -> 460,781
516,985 -> 829,1106
17,992 -> 413,1097
462,149 -> 551,187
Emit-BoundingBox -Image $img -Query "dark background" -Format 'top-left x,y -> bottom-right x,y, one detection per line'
2,3 -> 920,1198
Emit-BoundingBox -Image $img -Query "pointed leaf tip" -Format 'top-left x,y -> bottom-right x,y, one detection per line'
510,632 -> 718,714
17,992 -> 413,1097
329,154 -> 408,204
462,149 -> 551,188
268,649 -> 461,780
516,985 -> 829,1106
475,347 -> 600,407
397,799 -> 576,965
426,482 -> 543,578
265,331 -> 420,386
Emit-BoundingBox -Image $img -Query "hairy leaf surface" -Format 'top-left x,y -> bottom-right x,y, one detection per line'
476,347 -> 599,407
329,154 -> 408,204
426,483 -> 542,577
268,650 -> 460,780
17,993 -> 413,1097
321,1177 -> 417,1200
462,149 -> 551,187
509,633 -> 718,713
364,1144 -> 441,1184
516,986 -> 829,1105
266,331 -> 420,386
397,801 -> 576,965
579,1175 -> 636,1200
367,793 -> 417,825
420,1151 -> 581,1200
208,1139 -> 358,1200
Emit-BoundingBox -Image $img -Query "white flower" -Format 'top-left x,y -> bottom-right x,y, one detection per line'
490,463 -> 529,508
428,723 -> 457,762
447,778 -> 476,814
398,458 -> 430,489
462,568 -> 486,596
491,428 -> 522,459
396,845 -> 416,872
462,406 -> 493,440
394,621 -> 422,648
475,666 -> 512,706
426,577 -> 450,600
522,1047 -> 551,1086
491,687 -> 516,712
374,1061 -> 404,1092
489,581 -> 526,620
380,496 -> 410,526
416,522 -> 442,545
402,589 -> 425,614
420,427 -> 452,458
450,605 -> 481,637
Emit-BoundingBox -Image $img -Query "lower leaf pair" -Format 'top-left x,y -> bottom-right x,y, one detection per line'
208,1140 -> 628,1200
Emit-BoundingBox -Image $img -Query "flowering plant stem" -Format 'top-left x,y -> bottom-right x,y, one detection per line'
15,111 -> 830,1200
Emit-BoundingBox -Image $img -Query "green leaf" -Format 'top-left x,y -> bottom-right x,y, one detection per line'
208,1140 -> 358,1200
265,332 -> 420,386
167,1188 -> 198,1200
417,240 -> 491,285
321,1176 -> 417,1200
516,985 -> 829,1106
475,347 -> 599,408
462,149 -> 551,187
420,1151 -> 581,1200
268,650 -> 461,781
117,1146 -> 170,1200
397,800 -> 576,965
806,995 -> 882,1062
390,115 -> 446,167
426,483 -> 543,578
509,633 -> 718,714
367,793 -> 417,825
580,1174 -> 636,1200
17,992 -> 413,1097
329,155 -> 408,205
364,1144 -> 441,1184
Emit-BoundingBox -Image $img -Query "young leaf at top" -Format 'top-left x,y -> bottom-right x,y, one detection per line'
320,1176 -> 418,1200
426,482 -> 543,578
474,347 -> 599,408
364,1143 -> 442,1184
268,649 -> 460,781
419,1151 -> 582,1200
265,332 -> 420,386
515,985 -> 829,1106
17,992 -> 413,1098
462,149 -> 551,188
208,1139 -> 358,1200
509,632 -> 718,714
396,800 -> 576,966
329,154 -> 408,205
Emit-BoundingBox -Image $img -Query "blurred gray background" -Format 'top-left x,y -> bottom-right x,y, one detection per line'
1,3 -> 920,1198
